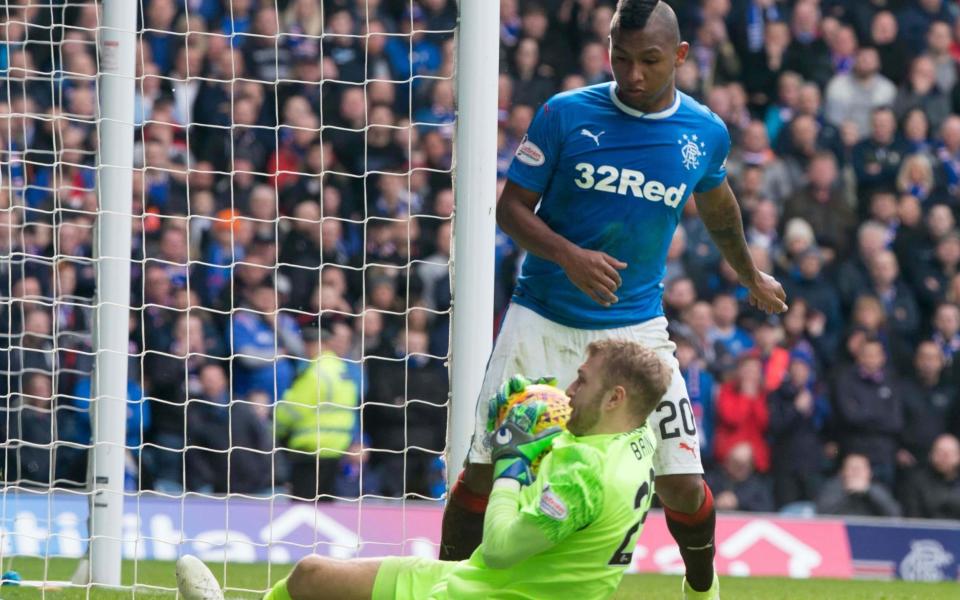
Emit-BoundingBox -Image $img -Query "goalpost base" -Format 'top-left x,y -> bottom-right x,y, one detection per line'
70,558 -> 90,585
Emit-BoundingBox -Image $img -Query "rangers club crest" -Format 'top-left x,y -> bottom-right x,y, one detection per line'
678,134 -> 705,170
899,540 -> 954,581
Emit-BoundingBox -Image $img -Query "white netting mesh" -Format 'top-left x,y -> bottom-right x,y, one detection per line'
1,0 -> 456,594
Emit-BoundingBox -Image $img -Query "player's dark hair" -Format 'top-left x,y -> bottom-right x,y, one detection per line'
610,0 -> 661,35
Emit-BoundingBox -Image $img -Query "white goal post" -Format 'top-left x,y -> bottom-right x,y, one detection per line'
91,0 -> 137,586
448,0 -> 498,485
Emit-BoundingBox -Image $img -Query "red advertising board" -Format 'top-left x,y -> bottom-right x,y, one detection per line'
632,512 -> 853,579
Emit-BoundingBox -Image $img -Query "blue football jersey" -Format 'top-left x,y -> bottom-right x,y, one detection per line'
507,83 -> 731,329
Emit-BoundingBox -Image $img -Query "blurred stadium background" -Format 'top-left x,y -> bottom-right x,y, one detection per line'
0,0 -> 959,597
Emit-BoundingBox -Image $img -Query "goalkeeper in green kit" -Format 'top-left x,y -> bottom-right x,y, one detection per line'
176,339 -> 668,600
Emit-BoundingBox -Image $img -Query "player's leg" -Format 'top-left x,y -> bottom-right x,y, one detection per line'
177,554 -> 381,600
657,474 -> 719,598
279,555 -> 382,600
440,304 -> 579,560
270,555 -> 455,600
439,462 -> 492,560
621,318 -> 719,598
651,390 -> 719,598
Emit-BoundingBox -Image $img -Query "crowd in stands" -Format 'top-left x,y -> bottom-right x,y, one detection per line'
1,0 -> 455,500
1,0 -> 959,518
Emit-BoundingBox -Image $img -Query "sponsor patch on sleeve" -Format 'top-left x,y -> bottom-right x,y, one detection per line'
539,485 -> 568,521
515,134 -> 545,166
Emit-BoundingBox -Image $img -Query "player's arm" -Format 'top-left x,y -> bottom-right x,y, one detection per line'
483,438 -> 604,569
481,402 -> 564,568
498,180 -> 627,307
481,479 -> 557,569
694,180 -> 787,313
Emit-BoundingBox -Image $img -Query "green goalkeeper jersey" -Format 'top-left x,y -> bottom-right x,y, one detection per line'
441,425 -> 657,599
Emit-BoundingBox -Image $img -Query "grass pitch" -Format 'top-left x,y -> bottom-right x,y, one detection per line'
0,557 -> 955,599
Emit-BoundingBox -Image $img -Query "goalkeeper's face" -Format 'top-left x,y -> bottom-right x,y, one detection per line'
564,354 -> 610,436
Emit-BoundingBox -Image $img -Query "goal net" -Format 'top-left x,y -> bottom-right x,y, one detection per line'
0,0 -> 469,594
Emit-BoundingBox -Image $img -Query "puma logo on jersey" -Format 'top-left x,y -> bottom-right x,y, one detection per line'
580,128 -> 605,146
574,162 -> 687,207
678,442 -> 697,458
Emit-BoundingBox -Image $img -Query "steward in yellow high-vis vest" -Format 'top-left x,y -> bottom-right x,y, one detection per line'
276,350 -> 359,457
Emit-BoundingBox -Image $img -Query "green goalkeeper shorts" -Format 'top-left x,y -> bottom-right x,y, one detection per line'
372,556 -> 459,600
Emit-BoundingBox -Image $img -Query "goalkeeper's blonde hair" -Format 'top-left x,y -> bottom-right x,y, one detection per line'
586,339 -> 671,421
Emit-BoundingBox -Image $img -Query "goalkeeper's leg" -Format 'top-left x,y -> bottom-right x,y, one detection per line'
267,555 -> 455,600
265,556 -> 383,600
177,554 -> 381,600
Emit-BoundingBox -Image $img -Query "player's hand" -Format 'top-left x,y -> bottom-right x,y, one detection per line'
487,374 -> 558,433
742,270 -> 787,314
489,403 -> 562,486
559,247 -> 628,307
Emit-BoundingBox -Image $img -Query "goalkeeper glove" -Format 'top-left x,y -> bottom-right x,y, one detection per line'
486,374 -> 559,433
489,402 -> 562,486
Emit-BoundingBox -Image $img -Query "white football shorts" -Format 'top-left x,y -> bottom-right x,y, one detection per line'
467,303 -> 703,476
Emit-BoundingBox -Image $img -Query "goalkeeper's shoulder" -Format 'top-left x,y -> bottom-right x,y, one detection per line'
546,434 -> 606,472
543,427 -> 656,488
520,438 -> 607,540
538,437 -> 607,501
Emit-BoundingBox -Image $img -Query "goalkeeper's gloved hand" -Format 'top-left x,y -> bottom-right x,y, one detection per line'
489,403 -> 562,486
486,374 -> 559,433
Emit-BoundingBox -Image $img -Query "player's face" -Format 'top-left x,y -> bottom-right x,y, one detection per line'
609,28 -> 688,112
565,354 -> 609,436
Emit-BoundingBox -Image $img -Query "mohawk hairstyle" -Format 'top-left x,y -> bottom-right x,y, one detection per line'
611,0 -> 661,34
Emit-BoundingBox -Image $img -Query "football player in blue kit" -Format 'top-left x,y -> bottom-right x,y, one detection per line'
440,1 -> 788,599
